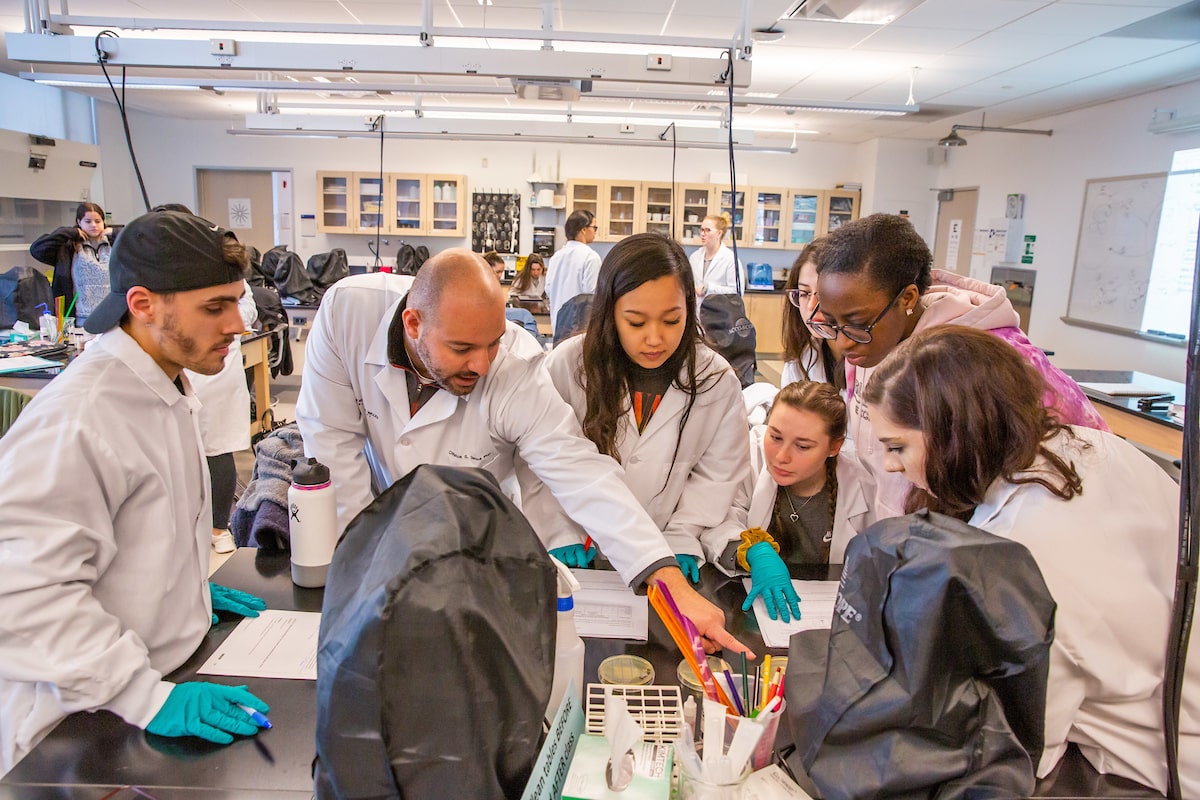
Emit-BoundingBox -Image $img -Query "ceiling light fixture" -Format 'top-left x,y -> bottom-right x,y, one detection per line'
938,123 -> 1052,147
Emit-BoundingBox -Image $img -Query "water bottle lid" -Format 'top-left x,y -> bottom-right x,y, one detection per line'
557,595 -> 574,612
292,456 -> 330,486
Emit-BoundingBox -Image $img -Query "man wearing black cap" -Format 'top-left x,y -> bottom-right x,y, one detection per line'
0,210 -> 270,775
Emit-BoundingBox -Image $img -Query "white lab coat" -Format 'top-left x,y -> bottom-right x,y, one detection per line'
0,327 -> 213,775
706,428 -> 869,573
968,426 -> 1196,795
520,335 -> 752,562
188,280 -> 258,455
545,240 -> 601,334
780,351 -> 829,388
295,277 -> 676,585
688,244 -> 742,296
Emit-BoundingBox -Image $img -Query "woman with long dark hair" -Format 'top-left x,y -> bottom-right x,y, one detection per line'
780,238 -> 842,389
863,326 -> 1195,796
30,202 -> 112,324
522,233 -> 751,583
509,253 -> 547,300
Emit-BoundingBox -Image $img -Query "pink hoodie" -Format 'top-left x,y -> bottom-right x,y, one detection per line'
846,269 -> 1109,522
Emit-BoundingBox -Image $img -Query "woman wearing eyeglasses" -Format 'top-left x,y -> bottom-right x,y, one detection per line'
687,213 -> 743,297
813,213 -> 1106,521
780,238 -> 843,390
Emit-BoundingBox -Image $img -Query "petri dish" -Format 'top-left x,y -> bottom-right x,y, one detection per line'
599,654 -> 655,686
676,656 -> 731,697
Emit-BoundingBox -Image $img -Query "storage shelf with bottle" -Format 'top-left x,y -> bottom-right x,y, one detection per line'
750,188 -> 860,250
315,171 -> 466,235
678,183 -> 716,246
642,183 -> 675,239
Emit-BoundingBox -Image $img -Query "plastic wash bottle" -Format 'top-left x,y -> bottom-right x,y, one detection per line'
546,554 -> 586,722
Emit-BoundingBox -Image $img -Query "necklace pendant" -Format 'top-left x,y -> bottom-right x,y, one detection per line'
789,512 -> 799,523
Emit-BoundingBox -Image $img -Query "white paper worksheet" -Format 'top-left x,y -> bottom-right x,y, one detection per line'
198,610 -> 321,680
570,569 -> 648,640
742,579 -> 839,649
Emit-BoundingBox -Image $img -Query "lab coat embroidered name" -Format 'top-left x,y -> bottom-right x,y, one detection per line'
448,449 -> 494,462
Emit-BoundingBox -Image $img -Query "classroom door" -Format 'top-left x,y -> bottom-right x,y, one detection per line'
933,188 -> 978,276
196,169 -> 277,255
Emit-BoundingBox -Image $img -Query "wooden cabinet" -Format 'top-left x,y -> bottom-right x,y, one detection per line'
600,180 -> 640,242
427,174 -> 466,236
785,190 -> 822,247
718,188 -> 751,247
824,190 -> 860,234
750,189 -> 786,248
743,292 -> 785,355
640,182 -> 675,238
566,180 -> 601,222
317,172 -> 353,233
316,172 -> 466,234
678,184 -> 716,246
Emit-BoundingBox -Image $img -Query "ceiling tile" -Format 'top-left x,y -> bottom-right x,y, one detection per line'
998,2 -> 1173,36
853,24 -> 982,52
890,0 -> 1051,31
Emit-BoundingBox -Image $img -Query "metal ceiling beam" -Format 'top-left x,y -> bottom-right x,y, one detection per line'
6,32 -> 750,88
38,15 -> 740,52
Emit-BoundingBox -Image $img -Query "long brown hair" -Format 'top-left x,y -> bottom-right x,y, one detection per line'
510,253 -> 544,295
862,326 -> 1083,521
580,233 -> 714,466
781,239 -> 842,389
767,380 -> 846,537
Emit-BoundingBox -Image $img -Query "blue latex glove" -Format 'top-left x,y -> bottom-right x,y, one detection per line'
675,554 -> 700,584
210,582 -> 267,624
146,682 -> 269,744
549,542 -> 596,568
741,542 -> 801,622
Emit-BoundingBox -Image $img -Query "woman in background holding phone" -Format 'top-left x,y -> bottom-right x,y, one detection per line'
30,202 -> 112,326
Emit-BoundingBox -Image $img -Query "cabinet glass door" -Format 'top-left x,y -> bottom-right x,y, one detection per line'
825,191 -> 859,234
719,189 -> 748,246
679,184 -> 714,245
318,172 -> 351,233
752,190 -> 784,247
788,191 -> 820,245
603,181 -> 638,241
391,175 -> 423,232
429,176 -> 463,235
356,174 -> 385,232
641,183 -> 674,237
566,181 -> 601,221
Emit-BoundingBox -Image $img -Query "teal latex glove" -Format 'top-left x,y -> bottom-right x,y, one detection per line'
675,554 -> 700,584
146,682 -> 269,744
210,582 -> 267,624
549,542 -> 596,568
741,542 -> 801,622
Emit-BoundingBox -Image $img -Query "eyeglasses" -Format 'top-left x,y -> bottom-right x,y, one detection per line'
807,288 -> 905,344
785,288 -> 815,309
586,224 -> 599,230
699,227 -> 717,234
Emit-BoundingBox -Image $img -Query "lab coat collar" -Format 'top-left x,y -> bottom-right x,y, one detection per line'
93,326 -> 199,408
367,296 -> 405,367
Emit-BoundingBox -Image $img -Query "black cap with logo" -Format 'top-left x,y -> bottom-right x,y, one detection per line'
83,210 -> 246,334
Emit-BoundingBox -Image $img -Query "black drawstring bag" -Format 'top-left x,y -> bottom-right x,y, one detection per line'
699,294 -> 757,388
314,465 -> 556,799
553,293 -> 593,347
785,510 -> 1056,800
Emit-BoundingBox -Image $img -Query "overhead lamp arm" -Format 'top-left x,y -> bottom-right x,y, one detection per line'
950,123 -> 1052,137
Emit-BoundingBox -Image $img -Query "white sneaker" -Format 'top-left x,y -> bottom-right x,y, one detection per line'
212,531 -> 236,554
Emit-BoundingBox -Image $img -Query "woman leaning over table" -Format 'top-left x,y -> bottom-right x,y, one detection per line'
862,325 -> 1196,797
518,232 -> 752,583
779,237 -> 842,391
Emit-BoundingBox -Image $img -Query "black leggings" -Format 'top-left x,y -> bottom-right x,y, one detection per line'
208,453 -> 237,529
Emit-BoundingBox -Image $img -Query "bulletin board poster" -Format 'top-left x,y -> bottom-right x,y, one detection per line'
472,191 -> 521,254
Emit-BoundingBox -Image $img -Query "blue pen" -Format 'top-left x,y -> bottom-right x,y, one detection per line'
237,704 -> 273,729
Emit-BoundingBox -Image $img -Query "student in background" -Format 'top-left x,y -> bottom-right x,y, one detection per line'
520,233 -> 751,584
545,209 -> 601,335
812,213 -> 1106,521
482,250 -> 506,282
862,326 -> 1195,797
482,251 -> 541,342
30,202 -> 113,325
688,213 -> 743,298
0,210 -> 269,775
780,238 -> 842,390
509,253 -> 548,301
297,248 -> 750,655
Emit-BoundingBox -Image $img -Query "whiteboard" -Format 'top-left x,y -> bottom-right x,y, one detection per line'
1066,173 -> 1167,332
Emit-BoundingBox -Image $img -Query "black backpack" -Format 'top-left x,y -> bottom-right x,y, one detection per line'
699,293 -> 757,388
314,465 -> 554,798
0,267 -> 53,329
250,284 -> 294,377
306,249 -> 349,296
553,293 -> 592,347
